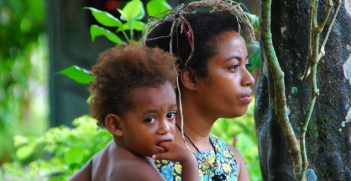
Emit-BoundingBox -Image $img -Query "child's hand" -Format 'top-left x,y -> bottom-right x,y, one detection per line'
153,141 -> 200,181
152,141 -> 195,164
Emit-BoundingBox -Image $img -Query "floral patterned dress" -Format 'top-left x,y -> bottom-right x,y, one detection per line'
155,134 -> 238,181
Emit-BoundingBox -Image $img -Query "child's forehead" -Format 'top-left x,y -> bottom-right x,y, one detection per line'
126,82 -> 176,108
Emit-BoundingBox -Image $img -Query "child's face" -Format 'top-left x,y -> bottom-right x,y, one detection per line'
119,81 -> 177,157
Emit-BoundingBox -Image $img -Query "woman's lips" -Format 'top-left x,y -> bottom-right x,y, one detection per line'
240,95 -> 252,103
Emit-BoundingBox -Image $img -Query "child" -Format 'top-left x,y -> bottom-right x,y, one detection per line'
68,42 -> 199,181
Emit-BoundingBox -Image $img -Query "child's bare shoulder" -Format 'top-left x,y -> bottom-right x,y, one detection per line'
112,158 -> 165,181
91,140 -> 165,180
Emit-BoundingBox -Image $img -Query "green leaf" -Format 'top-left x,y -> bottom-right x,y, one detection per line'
118,0 -> 144,22
84,7 -> 122,27
245,12 -> 259,33
89,25 -> 123,44
57,65 -> 96,84
248,40 -> 260,72
16,143 -> 36,160
64,146 -> 85,166
147,0 -> 171,18
117,21 -> 145,32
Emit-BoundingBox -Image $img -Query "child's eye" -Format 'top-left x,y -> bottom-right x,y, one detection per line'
166,112 -> 176,119
144,117 -> 156,124
245,63 -> 252,70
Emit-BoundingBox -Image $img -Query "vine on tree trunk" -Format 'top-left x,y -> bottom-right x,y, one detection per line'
259,0 -> 341,180
299,0 -> 341,180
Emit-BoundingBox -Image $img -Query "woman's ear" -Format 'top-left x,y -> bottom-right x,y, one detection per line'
180,68 -> 198,90
105,114 -> 123,136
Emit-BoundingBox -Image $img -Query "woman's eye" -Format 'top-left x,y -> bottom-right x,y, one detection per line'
245,63 -> 252,70
228,65 -> 239,71
144,117 -> 156,124
166,112 -> 176,119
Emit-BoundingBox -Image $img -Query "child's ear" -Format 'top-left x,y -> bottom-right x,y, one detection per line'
180,68 -> 198,90
105,114 -> 123,136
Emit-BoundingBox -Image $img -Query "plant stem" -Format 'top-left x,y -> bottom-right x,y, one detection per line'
122,30 -> 130,43
129,22 -> 134,40
260,0 -> 303,179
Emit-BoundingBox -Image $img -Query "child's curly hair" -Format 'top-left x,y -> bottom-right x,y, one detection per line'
89,42 -> 178,128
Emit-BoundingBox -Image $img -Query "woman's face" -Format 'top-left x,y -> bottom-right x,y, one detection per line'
195,31 -> 255,119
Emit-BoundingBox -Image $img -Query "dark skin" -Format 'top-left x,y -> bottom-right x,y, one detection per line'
174,31 -> 254,181
68,82 -> 199,181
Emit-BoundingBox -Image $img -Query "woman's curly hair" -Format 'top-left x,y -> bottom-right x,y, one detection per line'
89,42 -> 178,128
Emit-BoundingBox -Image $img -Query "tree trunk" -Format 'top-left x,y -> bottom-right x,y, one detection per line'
255,0 -> 351,180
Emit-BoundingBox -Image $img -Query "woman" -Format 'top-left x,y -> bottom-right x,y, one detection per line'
144,0 -> 255,180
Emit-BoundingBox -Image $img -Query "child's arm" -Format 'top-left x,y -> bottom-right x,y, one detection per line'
152,142 -> 199,181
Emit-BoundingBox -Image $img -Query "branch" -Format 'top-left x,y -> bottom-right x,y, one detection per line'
318,0 -> 342,60
260,0 -> 303,179
299,0 -> 341,180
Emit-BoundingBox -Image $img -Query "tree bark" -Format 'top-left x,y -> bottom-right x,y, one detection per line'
255,0 -> 351,180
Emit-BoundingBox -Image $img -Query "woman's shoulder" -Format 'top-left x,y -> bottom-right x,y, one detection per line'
210,134 -> 250,181
209,133 -> 233,152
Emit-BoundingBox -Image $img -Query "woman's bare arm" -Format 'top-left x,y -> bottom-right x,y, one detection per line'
227,143 -> 250,181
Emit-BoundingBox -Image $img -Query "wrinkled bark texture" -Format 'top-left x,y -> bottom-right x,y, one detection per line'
255,0 -> 351,180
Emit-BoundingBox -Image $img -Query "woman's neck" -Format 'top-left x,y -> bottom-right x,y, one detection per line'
175,97 -> 218,152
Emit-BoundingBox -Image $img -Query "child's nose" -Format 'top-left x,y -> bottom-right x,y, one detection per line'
157,119 -> 171,135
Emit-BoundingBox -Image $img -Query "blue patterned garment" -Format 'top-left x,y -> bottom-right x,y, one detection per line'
155,134 -> 238,181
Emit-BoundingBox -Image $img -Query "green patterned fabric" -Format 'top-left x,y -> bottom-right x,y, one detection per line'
155,134 -> 238,181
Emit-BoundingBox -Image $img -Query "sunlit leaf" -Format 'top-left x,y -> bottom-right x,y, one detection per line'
147,0 -> 171,18
118,0 -> 144,22
64,146 -> 85,166
84,7 -> 122,27
117,21 -> 145,32
57,65 -> 95,84
16,143 -> 36,160
89,25 -> 123,44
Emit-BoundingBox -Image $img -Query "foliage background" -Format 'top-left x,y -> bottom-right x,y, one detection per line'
0,0 -> 261,180
0,0 -> 49,164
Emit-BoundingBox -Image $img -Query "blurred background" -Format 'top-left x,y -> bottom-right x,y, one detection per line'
0,0 -> 260,180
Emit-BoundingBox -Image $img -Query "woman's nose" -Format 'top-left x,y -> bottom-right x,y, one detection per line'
242,68 -> 255,86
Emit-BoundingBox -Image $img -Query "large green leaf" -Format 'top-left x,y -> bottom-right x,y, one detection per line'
147,0 -> 171,18
84,7 -> 122,27
64,146 -> 85,166
90,25 -> 123,44
117,21 -> 145,32
118,0 -> 144,22
57,65 -> 95,84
